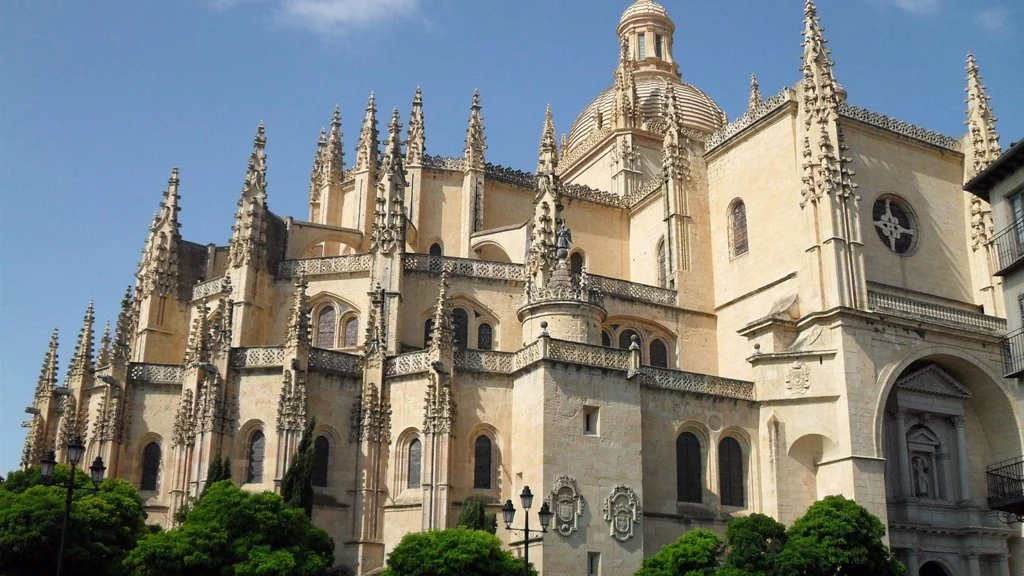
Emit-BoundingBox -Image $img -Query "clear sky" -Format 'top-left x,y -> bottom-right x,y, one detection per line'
1,0 -> 1021,473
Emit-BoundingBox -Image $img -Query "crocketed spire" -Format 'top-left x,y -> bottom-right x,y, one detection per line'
964,52 -> 1002,179
662,80 -> 691,181
747,73 -> 762,114
464,90 -> 486,172
355,92 -> 379,174
66,302 -> 95,380
228,122 -> 269,268
428,268 -> 453,353
285,273 -> 310,349
34,328 -> 60,402
369,108 -> 408,255
538,105 -> 558,175
407,87 -> 426,166
183,304 -> 211,367
113,286 -> 135,363
97,322 -> 112,367
613,40 -> 644,129
137,167 -> 182,299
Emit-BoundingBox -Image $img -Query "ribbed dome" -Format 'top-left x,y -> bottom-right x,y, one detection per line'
619,0 -> 670,26
566,78 -> 727,152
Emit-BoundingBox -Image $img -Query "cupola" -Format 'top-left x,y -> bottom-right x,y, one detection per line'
617,0 -> 679,79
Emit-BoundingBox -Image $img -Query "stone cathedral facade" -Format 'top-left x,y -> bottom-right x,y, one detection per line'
19,2 -> 1024,575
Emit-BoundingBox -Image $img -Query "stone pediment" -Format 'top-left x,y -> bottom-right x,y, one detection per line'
895,364 -> 972,400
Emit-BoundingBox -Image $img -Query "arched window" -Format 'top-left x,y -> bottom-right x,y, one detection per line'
343,316 -> 359,348
619,330 -> 641,361
429,243 -> 443,257
408,439 -> 422,489
729,200 -> 749,257
473,435 -> 493,489
719,437 -> 745,507
650,339 -> 668,368
246,430 -> 265,484
316,306 -> 336,349
453,308 -> 470,349
477,323 -> 493,351
140,442 -> 160,491
570,253 -> 584,276
601,331 -> 612,347
676,432 -> 702,503
657,239 -> 667,288
312,435 -> 329,487
423,318 -> 435,349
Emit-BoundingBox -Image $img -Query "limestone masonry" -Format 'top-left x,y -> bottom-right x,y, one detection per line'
20,1 -> 1023,575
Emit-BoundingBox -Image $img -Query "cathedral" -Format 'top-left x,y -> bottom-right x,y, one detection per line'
19,1 -> 1023,575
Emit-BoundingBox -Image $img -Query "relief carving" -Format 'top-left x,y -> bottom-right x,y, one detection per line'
602,484 -> 641,542
548,475 -> 585,537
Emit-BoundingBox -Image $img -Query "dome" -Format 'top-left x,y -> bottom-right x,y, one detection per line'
566,78 -> 727,152
619,0 -> 670,28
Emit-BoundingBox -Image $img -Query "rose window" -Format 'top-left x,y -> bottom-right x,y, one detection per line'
872,196 -> 918,255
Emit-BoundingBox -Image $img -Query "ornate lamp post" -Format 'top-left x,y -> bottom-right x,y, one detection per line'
40,436 -> 106,576
501,486 -> 554,576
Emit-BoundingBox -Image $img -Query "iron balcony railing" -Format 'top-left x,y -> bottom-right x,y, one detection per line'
990,217 -> 1024,275
986,456 -> 1024,515
1002,327 -> 1024,378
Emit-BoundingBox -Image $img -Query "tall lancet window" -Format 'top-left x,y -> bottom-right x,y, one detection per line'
408,439 -> 422,489
676,432 -> 702,503
246,430 -> 265,484
343,316 -> 359,348
453,308 -> 470,349
657,238 -> 667,288
729,200 -> 749,257
719,437 -> 745,507
473,435 -> 493,489
316,306 -> 336,349
140,442 -> 160,491
312,436 -> 329,487
477,323 -> 493,351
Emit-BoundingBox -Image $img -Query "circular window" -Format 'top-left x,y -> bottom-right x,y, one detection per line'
872,195 -> 918,255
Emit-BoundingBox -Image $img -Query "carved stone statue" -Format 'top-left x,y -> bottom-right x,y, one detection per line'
912,455 -> 931,498
555,221 -> 573,261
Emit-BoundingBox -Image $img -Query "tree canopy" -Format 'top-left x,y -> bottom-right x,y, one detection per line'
383,527 -> 533,576
635,529 -> 723,576
0,464 -> 148,576
774,495 -> 907,576
456,495 -> 498,534
123,480 -> 334,576
719,513 -> 787,576
282,419 -> 316,518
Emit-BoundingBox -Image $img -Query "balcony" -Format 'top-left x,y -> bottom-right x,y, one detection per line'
1001,328 -> 1024,378
990,217 -> 1024,276
986,456 -> 1024,523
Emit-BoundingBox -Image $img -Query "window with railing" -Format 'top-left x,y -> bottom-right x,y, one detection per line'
986,456 -> 1024,521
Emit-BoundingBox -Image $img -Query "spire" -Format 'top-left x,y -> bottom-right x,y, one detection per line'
285,274 -> 310,349
309,128 -> 327,208
34,329 -> 60,402
662,81 -> 691,181
538,105 -> 558,175
137,167 -> 182,300
407,87 -> 426,166
183,305 -> 211,367
228,122 -> 270,268
370,108 -> 408,254
66,302 -> 95,381
965,52 -> 1002,178
97,322 -> 112,367
801,0 -> 840,126
113,286 -> 134,363
355,92 -> 379,174
428,268 -> 454,353
613,40 -> 643,129
326,105 -> 344,181
747,73 -> 762,114
464,90 -> 486,172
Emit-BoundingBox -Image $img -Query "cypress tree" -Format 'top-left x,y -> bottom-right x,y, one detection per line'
282,418 -> 316,517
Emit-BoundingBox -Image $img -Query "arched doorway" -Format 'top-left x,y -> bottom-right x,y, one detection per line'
919,560 -> 951,576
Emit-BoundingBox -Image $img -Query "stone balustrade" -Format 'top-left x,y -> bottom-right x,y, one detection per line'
229,347 -> 285,369
128,363 -> 185,385
867,290 -> 1006,333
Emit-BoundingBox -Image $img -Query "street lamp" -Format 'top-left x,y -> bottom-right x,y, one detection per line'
502,486 -> 554,576
40,436 -> 105,576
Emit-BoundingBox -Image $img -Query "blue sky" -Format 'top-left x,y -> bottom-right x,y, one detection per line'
1,0 -> 1021,473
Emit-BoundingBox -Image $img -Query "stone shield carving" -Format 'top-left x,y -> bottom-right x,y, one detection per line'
602,484 -> 641,542
784,361 -> 810,396
548,475 -> 585,537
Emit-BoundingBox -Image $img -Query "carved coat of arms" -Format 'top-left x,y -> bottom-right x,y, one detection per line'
602,484 -> 641,542
784,361 -> 811,396
548,475 -> 585,536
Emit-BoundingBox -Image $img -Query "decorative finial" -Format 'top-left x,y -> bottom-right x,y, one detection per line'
464,89 -> 486,171
537,104 -> 558,174
67,301 -> 96,379
964,51 -> 1001,178
355,91 -> 379,174
407,87 -> 426,166
747,73 -> 762,114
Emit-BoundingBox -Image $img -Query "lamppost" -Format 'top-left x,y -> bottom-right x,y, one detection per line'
40,436 -> 106,576
501,486 -> 554,576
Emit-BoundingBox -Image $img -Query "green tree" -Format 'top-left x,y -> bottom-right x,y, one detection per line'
636,529 -> 723,576
457,495 -> 498,534
775,495 -> 907,576
719,513 -> 787,576
383,527 -> 533,576
123,480 -> 334,576
0,465 -> 148,576
282,418 -> 316,517
203,454 -> 231,494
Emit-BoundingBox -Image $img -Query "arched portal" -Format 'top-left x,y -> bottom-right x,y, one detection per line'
919,561 -> 951,576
